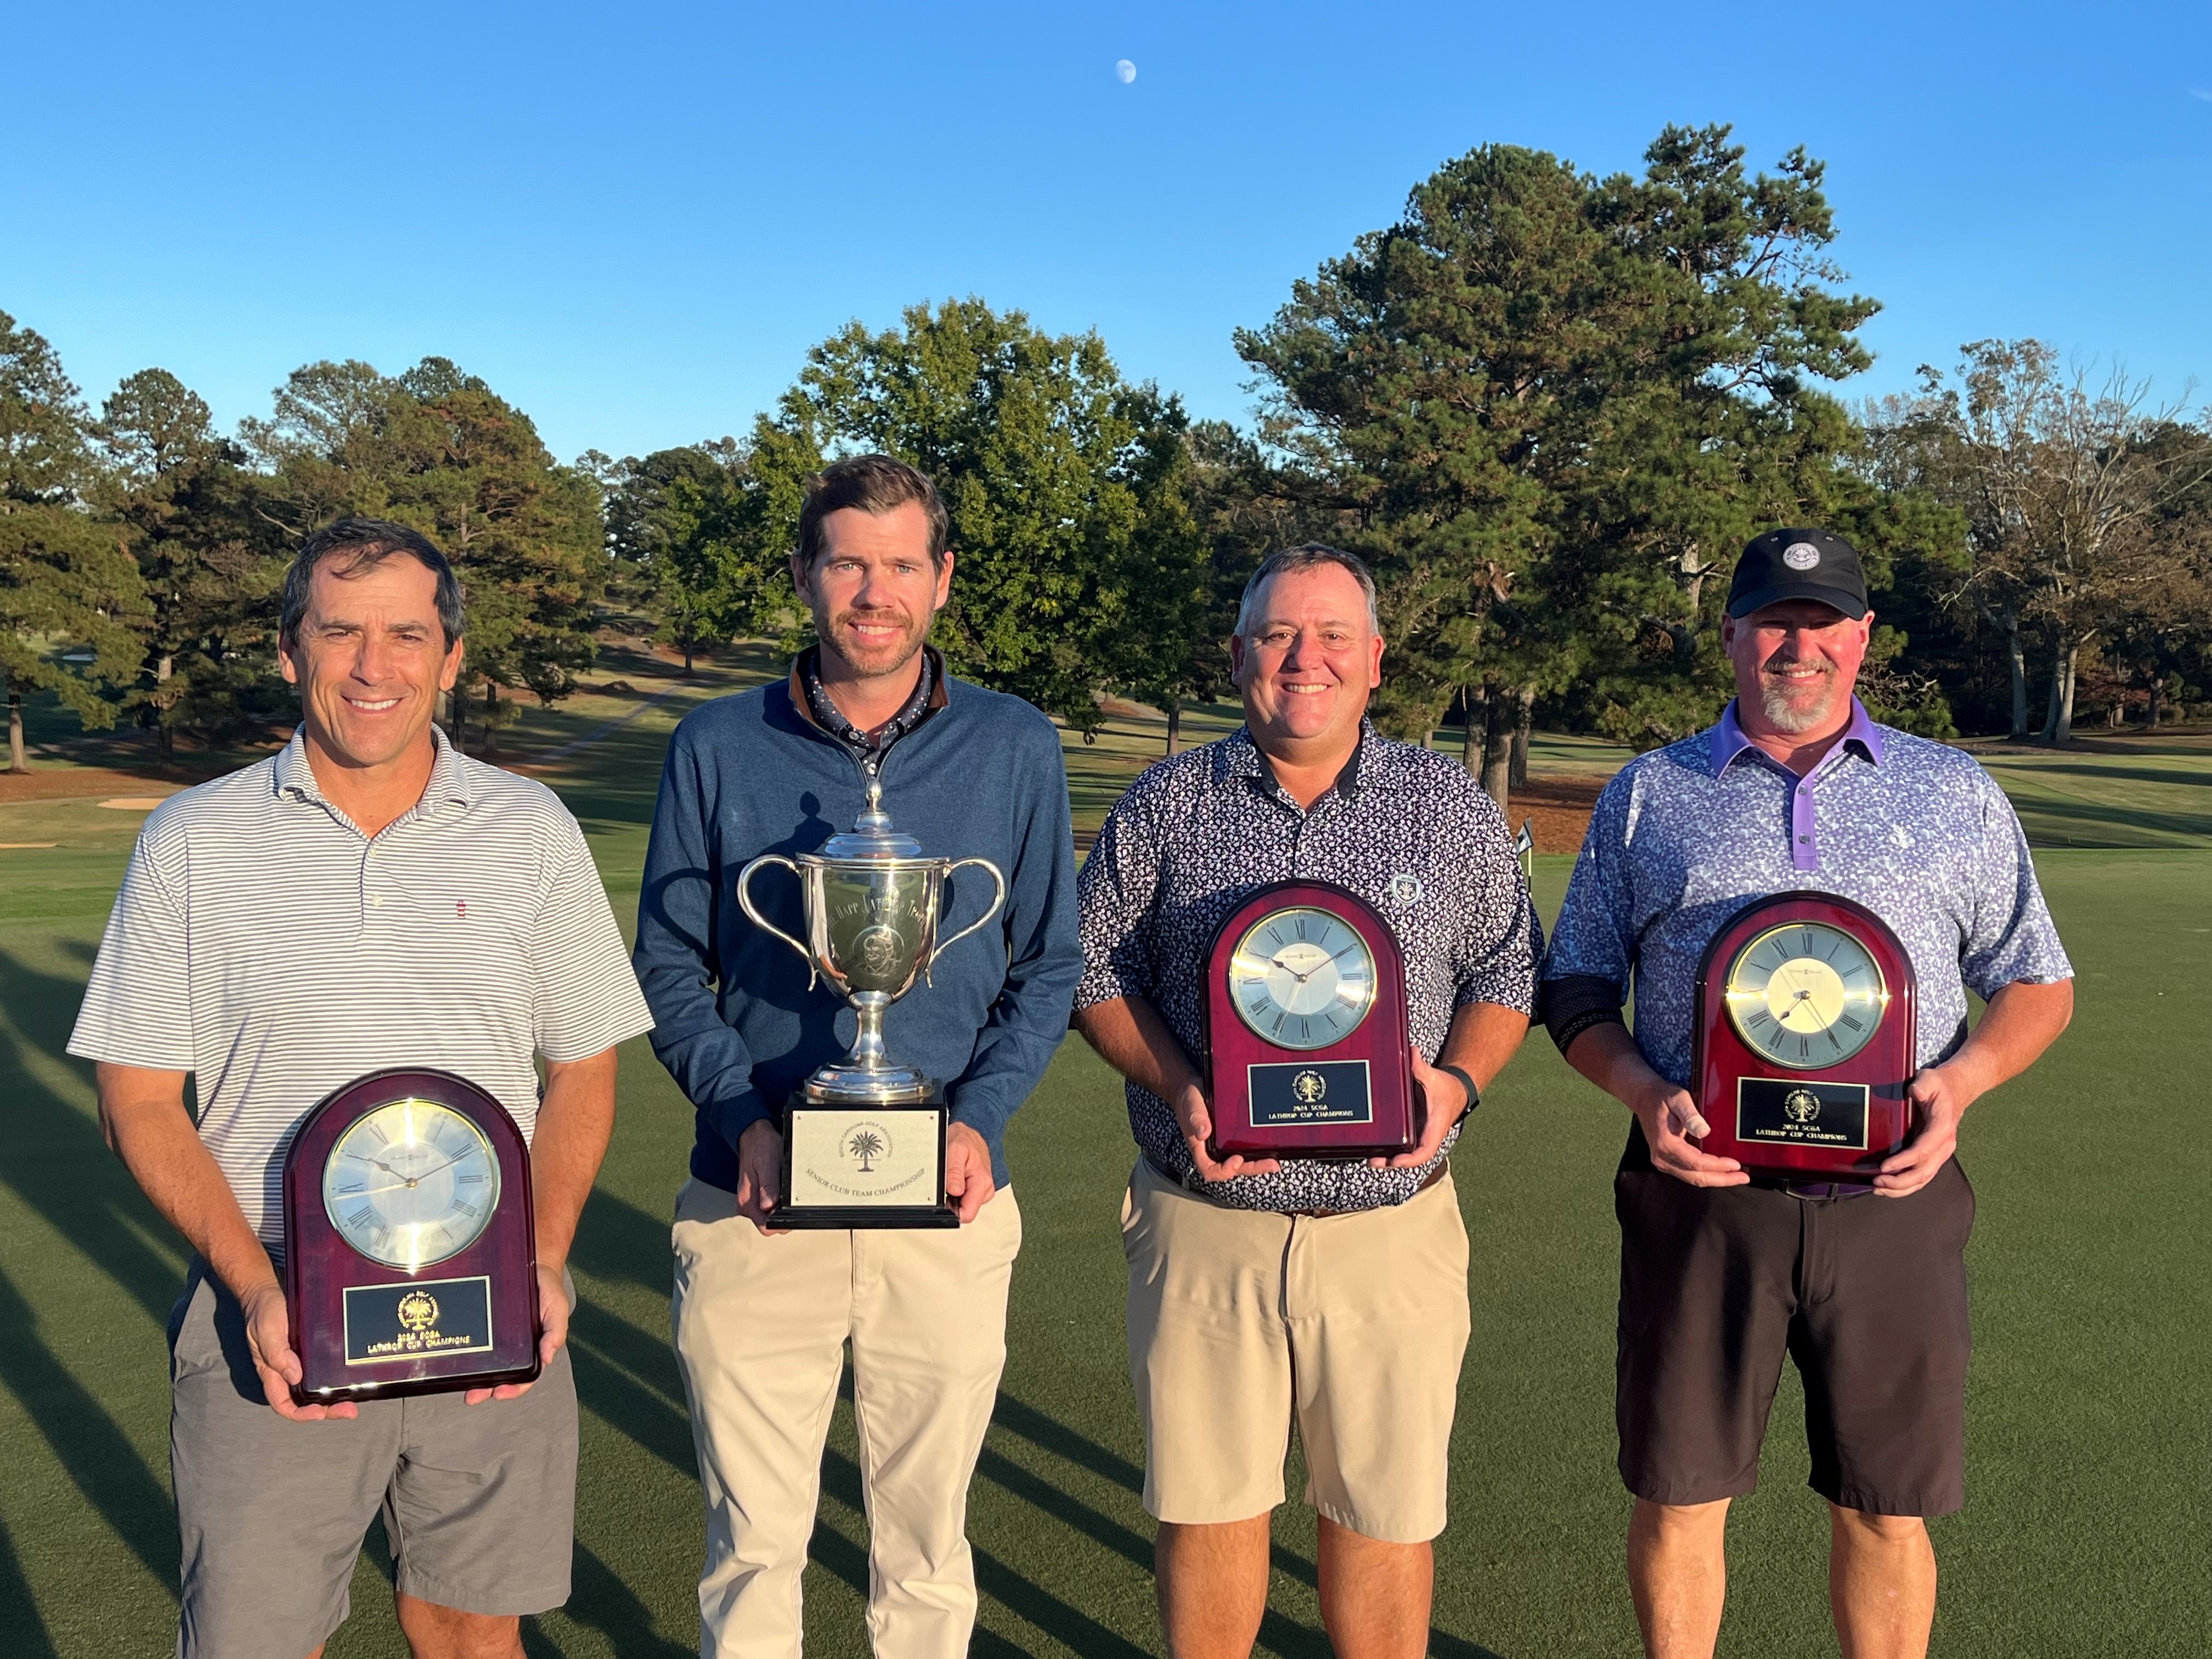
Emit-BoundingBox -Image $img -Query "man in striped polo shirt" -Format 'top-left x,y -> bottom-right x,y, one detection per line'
69,518 -> 654,1659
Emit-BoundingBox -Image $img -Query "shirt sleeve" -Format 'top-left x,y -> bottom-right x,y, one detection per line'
1073,782 -> 1167,1012
1449,783 -> 1542,1016
67,821 -> 197,1070
530,815 -> 656,1063
944,722 -> 1082,1147
1959,769 -> 2073,998
631,719 -> 772,1148
1541,771 -> 1639,992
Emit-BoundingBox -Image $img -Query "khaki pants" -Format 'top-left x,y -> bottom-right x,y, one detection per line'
1121,1158 -> 1471,1544
670,1177 -> 1022,1659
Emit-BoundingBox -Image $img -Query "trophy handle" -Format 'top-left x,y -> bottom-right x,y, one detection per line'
927,858 -> 1007,986
735,854 -> 817,991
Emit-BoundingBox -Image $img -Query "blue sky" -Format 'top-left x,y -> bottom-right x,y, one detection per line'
6,1 -> 2209,463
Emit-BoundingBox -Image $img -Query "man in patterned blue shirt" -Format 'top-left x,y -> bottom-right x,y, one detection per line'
1541,528 -> 2074,1659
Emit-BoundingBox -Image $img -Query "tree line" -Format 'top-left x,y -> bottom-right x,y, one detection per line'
7,123 -> 2210,814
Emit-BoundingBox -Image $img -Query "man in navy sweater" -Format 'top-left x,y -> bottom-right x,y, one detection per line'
634,454 -> 1081,1659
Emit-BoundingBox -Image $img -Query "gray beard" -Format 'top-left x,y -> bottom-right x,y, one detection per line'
1758,675 -> 1838,734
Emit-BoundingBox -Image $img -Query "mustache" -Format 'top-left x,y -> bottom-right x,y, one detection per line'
1762,655 -> 1835,678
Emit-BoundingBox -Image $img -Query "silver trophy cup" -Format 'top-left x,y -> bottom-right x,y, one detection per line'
736,780 -> 1006,1104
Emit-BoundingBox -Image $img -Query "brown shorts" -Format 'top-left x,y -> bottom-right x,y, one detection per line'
1613,1128 -> 1975,1518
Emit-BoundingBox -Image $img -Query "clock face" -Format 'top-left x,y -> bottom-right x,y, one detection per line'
1228,905 -> 1378,1051
321,1097 -> 501,1270
1724,921 -> 1889,1070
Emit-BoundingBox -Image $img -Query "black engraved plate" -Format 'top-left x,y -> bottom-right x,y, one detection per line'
343,1275 -> 495,1365
1248,1060 -> 1374,1128
1735,1079 -> 1871,1151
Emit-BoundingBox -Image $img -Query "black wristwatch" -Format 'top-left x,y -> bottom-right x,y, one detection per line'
1437,1064 -> 1480,1116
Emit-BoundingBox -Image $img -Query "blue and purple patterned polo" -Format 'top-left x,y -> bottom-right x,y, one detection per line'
1543,698 -> 2073,1087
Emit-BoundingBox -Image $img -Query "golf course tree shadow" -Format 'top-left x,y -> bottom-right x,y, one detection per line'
811,1419 -> 1155,1659
565,1302 -> 696,1479
0,1258 -> 178,1595
2008,793 -> 2212,848
989,1390 -> 1145,1496
984,1390 -> 1506,1659
0,1510 -> 63,1658
521,1541 -> 694,1659
568,1185 -> 683,1300
0,937 -> 188,1328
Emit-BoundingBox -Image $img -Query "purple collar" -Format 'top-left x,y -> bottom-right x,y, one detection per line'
1711,697 -> 1884,778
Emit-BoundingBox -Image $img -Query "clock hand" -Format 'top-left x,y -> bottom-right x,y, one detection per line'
404,1149 -> 477,1184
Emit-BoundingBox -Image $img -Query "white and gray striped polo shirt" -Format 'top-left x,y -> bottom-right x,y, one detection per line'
68,727 -> 654,1248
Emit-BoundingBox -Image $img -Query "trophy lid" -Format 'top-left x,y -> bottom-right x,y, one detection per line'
819,778 -> 924,860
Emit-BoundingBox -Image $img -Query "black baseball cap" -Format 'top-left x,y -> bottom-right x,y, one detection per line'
1725,528 -> 1869,620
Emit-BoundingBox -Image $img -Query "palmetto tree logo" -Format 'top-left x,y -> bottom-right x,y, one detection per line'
844,1125 -> 890,1173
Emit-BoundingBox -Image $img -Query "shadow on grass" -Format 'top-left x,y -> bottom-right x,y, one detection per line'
2011,794 -> 2212,845
354,1495 -> 691,1658
569,1187 -> 679,1300
816,1437 -> 1156,1659
0,1260 -> 178,1594
0,936 -> 184,1328
522,1541 -> 695,1659
566,1303 -> 695,1480
0,1511 -> 62,1658
0,938 -> 188,1613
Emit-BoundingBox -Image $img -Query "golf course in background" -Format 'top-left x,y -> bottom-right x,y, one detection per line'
2,649 -> 2207,1658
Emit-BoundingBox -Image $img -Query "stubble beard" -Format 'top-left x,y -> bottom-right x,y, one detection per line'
819,606 -> 926,682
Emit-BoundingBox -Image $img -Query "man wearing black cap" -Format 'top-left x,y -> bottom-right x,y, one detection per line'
1539,528 -> 2075,1657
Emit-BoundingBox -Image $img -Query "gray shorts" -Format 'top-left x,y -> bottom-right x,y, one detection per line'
168,1261 -> 578,1659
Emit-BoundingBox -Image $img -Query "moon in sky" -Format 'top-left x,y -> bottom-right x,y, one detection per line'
1115,59 -> 1136,83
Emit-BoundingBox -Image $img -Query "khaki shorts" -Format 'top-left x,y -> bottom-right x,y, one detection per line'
168,1262 -> 578,1659
1120,1157 -> 1471,1544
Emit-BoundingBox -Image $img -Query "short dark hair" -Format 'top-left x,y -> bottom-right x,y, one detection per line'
281,517 -> 466,649
1235,544 -> 1380,636
795,454 -> 949,570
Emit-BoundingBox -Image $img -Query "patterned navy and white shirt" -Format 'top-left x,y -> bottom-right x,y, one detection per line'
803,645 -> 936,772
1543,698 -> 2073,1090
1076,720 -> 1541,1214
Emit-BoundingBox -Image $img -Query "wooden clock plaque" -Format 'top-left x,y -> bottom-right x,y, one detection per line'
1691,892 -> 1918,1181
1203,880 -> 1415,1160
282,1068 -> 541,1404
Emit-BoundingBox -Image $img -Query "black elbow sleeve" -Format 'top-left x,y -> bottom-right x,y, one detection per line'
1539,974 -> 1626,1057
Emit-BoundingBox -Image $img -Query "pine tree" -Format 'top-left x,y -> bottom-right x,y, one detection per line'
0,311 -> 146,770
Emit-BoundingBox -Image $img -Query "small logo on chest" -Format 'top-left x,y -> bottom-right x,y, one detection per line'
455,900 -> 468,919
1388,872 -> 1424,906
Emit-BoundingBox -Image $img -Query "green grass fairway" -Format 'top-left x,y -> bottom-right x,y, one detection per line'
2,675 -> 2207,1657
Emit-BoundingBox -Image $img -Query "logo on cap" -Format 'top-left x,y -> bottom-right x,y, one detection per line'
1782,542 -> 1822,571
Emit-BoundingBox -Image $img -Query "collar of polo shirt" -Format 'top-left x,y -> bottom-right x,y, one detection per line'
1220,718 -> 1373,802
272,722 -> 477,817
1711,696 -> 1886,778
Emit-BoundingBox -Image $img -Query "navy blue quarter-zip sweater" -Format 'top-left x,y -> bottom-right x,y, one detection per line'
633,659 -> 1080,1193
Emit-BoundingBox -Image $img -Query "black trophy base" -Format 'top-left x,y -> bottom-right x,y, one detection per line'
777,1093 -> 959,1229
